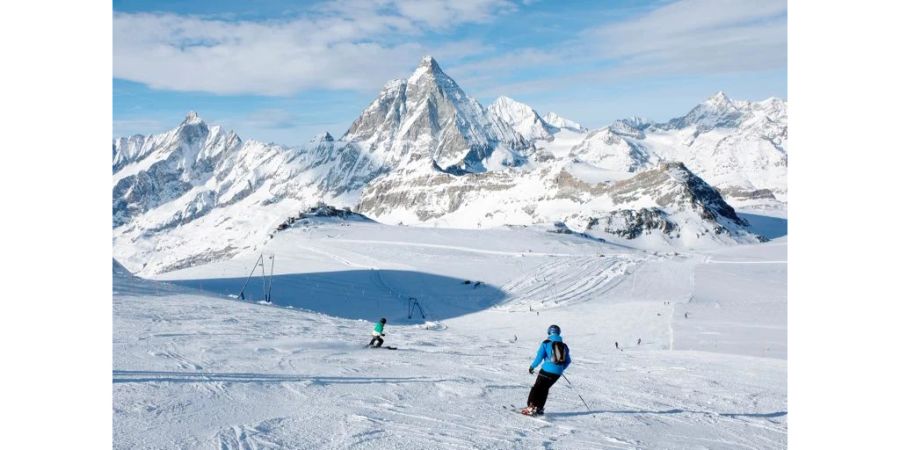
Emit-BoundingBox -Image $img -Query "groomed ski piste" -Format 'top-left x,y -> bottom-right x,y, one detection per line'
114,215 -> 786,449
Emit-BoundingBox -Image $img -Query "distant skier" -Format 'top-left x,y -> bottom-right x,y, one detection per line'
637,338 -> 641,345
615,341 -> 619,350
522,324 -> 571,416
367,318 -> 387,348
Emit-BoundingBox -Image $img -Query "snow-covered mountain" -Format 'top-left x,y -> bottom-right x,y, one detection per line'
542,111 -> 587,133
570,92 -> 787,208
113,57 -> 781,275
487,96 -> 556,142
343,56 -> 531,174
357,160 -> 756,248
111,117 -> 370,274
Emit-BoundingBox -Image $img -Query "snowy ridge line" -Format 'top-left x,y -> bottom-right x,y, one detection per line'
327,238 -> 587,257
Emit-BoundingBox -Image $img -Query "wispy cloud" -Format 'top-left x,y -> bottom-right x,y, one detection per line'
113,118 -> 169,137
241,108 -> 300,129
113,0 -> 514,95
587,0 -> 786,76
391,0 -> 517,28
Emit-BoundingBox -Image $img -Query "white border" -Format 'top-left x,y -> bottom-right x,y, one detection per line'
5,0 -> 900,446
789,0 -> 900,447
2,1 -> 111,447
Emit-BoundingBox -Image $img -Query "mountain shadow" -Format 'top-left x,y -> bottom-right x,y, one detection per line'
167,269 -> 506,322
736,212 -> 787,239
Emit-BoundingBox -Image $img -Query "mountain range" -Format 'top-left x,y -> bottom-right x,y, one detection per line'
113,56 -> 786,275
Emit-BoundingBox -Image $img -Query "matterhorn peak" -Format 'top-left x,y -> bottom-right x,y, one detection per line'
409,55 -> 449,84
418,55 -> 440,71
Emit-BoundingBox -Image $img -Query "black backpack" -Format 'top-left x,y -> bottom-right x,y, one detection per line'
544,339 -> 569,364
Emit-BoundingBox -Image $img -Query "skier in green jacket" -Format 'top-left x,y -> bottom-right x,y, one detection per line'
367,318 -> 387,348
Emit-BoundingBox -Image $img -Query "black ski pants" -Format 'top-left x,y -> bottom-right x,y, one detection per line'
368,335 -> 384,347
527,369 -> 561,409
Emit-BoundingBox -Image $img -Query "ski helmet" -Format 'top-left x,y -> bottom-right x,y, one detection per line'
547,324 -> 561,335
380,317 -> 387,324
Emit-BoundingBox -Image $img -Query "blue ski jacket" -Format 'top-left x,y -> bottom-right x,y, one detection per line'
530,333 -> 571,375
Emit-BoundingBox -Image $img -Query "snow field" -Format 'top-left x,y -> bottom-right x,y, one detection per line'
116,221 -> 786,448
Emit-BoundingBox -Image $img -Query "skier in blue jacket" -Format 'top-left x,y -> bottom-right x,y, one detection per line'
522,324 -> 571,416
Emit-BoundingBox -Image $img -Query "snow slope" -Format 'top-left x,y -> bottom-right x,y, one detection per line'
115,220 -> 786,449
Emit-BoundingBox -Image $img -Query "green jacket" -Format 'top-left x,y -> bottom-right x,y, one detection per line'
373,322 -> 385,334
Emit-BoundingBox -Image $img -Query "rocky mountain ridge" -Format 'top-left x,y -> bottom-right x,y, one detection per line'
113,56 -> 782,275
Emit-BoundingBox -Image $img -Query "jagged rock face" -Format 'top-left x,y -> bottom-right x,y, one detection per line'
343,56 -> 531,173
588,208 -> 677,239
274,203 -> 372,233
113,114 -> 246,227
296,203 -> 367,220
292,133 -> 386,197
605,162 -> 745,226
717,187 -> 777,201
113,135 -> 147,172
357,160 -> 758,245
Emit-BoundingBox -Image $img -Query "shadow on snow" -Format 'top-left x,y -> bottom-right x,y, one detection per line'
167,269 -> 507,323
737,212 -> 787,239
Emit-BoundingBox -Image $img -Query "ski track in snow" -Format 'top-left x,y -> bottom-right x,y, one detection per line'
329,238 -> 586,258
115,224 -> 786,449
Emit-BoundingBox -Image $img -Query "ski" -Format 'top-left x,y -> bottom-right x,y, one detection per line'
503,405 -> 546,417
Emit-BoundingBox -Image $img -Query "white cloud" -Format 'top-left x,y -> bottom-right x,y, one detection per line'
113,118 -> 169,138
113,0 -> 513,96
450,0 -> 786,103
587,0 -> 786,75
242,108 -> 300,129
393,0 -> 516,28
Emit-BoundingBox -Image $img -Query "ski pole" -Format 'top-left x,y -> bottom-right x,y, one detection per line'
561,374 -> 591,412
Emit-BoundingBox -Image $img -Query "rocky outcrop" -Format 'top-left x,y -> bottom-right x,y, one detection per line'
588,208 -> 678,239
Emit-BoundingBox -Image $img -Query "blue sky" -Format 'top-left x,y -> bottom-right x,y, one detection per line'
113,0 -> 787,145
